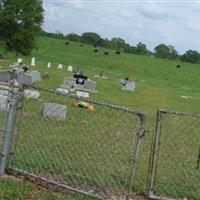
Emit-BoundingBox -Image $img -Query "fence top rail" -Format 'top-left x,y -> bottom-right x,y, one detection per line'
159,108 -> 200,118
29,86 -> 146,118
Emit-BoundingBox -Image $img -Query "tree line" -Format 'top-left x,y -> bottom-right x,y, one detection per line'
0,0 -> 200,65
42,31 -> 200,64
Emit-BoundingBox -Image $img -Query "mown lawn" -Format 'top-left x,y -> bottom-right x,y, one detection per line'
0,36 -> 200,199
0,176 -> 96,200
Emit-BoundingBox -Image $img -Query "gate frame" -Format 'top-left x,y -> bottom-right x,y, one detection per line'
147,108 -> 200,200
7,86 -> 147,200
0,86 -> 20,175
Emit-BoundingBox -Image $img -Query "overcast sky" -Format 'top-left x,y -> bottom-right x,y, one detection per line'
43,0 -> 200,54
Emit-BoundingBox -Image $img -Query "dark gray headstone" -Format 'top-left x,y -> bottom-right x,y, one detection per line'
0,71 -> 11,83
42,103 -> 67,120
83,80 -> 96,91
63,77 -> 76,89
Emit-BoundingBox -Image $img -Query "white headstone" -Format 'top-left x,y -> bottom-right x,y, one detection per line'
24,89 -> 40,100
31,57 -> 36,66
56,88 -> 69,95
58,64 -> 63,70
47,62 -> 51,68
0,94 -> 9,112
76,91 -> 89,98
122,81 -> 135,91
67,65 -> 73,72
17,58 -> 23,64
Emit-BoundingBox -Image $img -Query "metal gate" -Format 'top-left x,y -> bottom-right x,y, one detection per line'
8,87 -> 146,199
148,109 -> 200,200
0,84 -> 21,175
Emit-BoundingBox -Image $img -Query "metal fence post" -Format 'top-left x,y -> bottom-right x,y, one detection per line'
0,87 -> 19,175
147,109 -> 164,198
126,113 -> 146,200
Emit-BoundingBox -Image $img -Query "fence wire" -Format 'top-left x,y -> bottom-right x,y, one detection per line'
8,87 -> 146,199
148,109 -> 200,200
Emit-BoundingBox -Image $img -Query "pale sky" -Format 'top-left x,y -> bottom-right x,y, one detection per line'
43,0 -> 200,54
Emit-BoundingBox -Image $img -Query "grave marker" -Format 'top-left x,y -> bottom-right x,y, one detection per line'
47,62 -> 51,68
58,64 -> 63,70
31,57 -> 36,66
42,103 -> 67,120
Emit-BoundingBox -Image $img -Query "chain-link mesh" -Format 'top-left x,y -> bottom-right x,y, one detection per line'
148,109 -> 200,200
9,87 -> 145,199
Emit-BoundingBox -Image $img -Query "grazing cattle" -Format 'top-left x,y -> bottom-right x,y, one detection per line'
104,52 -> 109,55
116,51 -> 121,54
65,41 -> 70,45
94,49 -> 99,53
93,44 -> 97,47
176,65 -> 180,68
80,44 -> 83,47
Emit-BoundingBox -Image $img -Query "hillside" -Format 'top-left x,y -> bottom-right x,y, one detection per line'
1,36 -> 200,118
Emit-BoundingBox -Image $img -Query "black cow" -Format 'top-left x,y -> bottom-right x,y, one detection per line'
65,41 -> 70,45
94,49 -> 99,53
176,65 -> 180,68
115,51 -> 121,54
104,52 -> 109,55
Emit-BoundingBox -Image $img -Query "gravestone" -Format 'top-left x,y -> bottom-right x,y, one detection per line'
67,65 -> 73,72
76,91 -> 89,98
30,70 -> 40,82
0,89 -> 9,96
0,94 -> 9,112
62,77 -> 76,89
17,73 -> 34,85
122,81 -> 135,91
47,62 -> 51,68
42,103 -> 67,120
58,64 -> 63,70
24,89 -> 40,100
0,70 -> 11,82
31,57 -> 36,66
56,88 -> 69,95
83,80 -> 96,91
17,58 -> 23,64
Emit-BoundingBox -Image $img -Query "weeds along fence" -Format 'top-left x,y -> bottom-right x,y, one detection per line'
6,87 -> 146,200
148,109 -> 200,200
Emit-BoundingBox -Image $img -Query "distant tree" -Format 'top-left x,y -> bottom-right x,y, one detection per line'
0,0 -> 44,55
81,32 -> 102,46
155,44 -> 178,59
109,37 -> 127,51
181,50 -> 200,64
136,42 -> 148,55
66,33 -> 80,42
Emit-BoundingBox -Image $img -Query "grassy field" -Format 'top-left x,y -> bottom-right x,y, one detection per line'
0,176 -> 95,200
0,37 -> 200,199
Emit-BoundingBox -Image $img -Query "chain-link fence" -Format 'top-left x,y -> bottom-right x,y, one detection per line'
148,109 -> 200,200
7,87 -> 146,199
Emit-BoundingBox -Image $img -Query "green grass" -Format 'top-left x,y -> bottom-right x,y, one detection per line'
0,177 -> 96,200
0,36 -> 200,199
